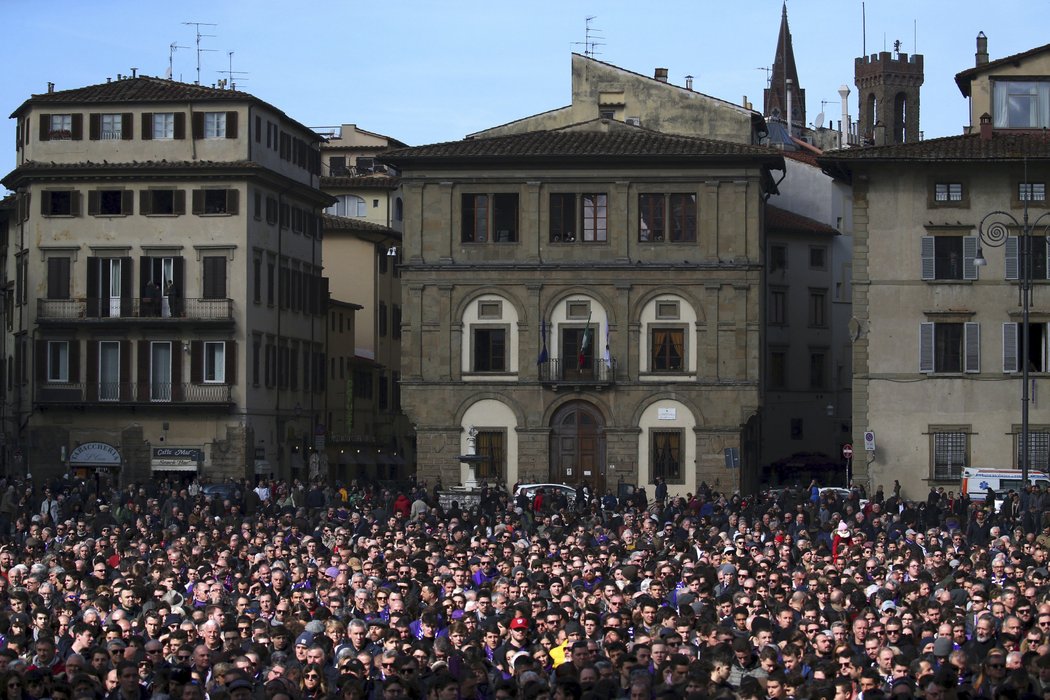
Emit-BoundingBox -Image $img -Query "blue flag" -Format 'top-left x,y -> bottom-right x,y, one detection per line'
537,319 -> 549,365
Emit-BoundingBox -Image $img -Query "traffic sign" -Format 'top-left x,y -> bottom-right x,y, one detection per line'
842,444 -> 854,459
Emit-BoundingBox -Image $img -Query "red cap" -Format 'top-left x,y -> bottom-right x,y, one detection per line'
510,617 -> 529,630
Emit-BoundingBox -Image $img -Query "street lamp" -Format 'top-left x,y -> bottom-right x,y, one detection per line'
975,188 -> 1050,485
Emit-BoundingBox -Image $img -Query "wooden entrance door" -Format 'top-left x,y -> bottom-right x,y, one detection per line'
550,401 -> 605,494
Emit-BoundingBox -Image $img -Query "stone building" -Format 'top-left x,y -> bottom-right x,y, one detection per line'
387,119 -> 783,497
1,76 -> 330,485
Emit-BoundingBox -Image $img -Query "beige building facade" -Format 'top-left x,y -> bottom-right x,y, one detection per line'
822,36 -> 1050,499
387,119 -> 783,497
2,76 -> 330,485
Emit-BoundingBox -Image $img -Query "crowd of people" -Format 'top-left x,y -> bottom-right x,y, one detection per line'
0,472 -> 1047,700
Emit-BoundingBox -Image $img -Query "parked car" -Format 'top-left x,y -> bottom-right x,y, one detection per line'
513,483 -> 577,508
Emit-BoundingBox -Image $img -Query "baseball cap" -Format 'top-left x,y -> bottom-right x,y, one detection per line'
510,617 -> 529,630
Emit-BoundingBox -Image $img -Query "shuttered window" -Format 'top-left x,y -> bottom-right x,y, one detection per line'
202,257 -> 227,299
920,322 -> 980,373
46,258 -> 70,300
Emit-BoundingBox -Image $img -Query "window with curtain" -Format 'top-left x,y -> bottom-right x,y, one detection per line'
475,430 -> 505,480
652,430 -> 683,483
651,328 -> 685,372
994,81 -> 1050,128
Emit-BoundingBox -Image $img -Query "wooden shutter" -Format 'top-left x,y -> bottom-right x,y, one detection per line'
68,341 -> 80,382
39,114 -> 50,141
203,257 -> 227,299
1006,236 -> 1019,280
225,111 -> 238,139
87,191 -> 99,216
120,258 -> 133,316
86,341 -> 99,402
86,257 -> 99,317
919,322 -> 935,373
70,114 -> 83,140
1045,237 -> 1050,280
1004,322 -> 1019,373
173,257 -> 185,298
141,113 -> 153,140
920,236 -> 935,280
47,258 -> 70,300
173,189 -> 186,215
137,340 -> 149,394
192,112 -> 204,139
171,342 -> 183,401
70,191 -> 81,217
173,112 -> 186,140
89,113 -> 101,140
139,256 -> 151,296
190,340 -> 202,383
35,340 -> 47,382
965,322 -> 981,373
192,189 -> 204,215
963,236 -> 978,280
255,115 -> 261,143
225,340 -> 237,385
14,120 -> 20,151
121,113 -> 133,140
120,340 -> 132,401
225,189 -> 239,215
139,190 -> 152,216
121,190 -> 134,216
40,192 -> 52,216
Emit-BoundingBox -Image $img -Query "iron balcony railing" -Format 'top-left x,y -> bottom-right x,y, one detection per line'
35,382 -> 233,405
538,357 -> 617,385
37,297 -> 233,321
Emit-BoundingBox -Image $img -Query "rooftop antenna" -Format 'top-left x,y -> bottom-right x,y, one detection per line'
571,16 -> 604,58
756,66 -> 772,88
168,41 -> 189,80
182,21 -> 217,85
914,18 -> 917,54
218,51 -> 249,90
862,1 -> 866,57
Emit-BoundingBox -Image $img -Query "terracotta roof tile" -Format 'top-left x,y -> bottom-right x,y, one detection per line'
321,175 -> 400,190
818,131 -> 1050,165
322,213 -> 397,234
955,43 -> 1050,96
386,120 -> 783,166
766,204 -> 839,236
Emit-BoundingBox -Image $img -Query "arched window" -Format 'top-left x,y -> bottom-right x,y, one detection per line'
326,194 -> 366,218
395,197 -> 403,222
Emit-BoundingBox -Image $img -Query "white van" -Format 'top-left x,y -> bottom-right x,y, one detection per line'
961,467 -> 1050,502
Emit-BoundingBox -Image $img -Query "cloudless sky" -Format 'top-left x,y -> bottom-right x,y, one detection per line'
3,0 -> 1050,184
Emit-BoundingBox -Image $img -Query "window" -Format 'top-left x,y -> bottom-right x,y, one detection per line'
475,430 -> 505,480
809,246 -> 827,269
809,350 -> 827,390
993,81 -> 1050,128
46,258 -> 70,300
581,193 -> 607,242
650,328 -> 685,372
327,195 -> 366,218
152,113 -> 176,139
478,301 -> 502,320
47,114 -> 73,140
1003,322 -> 1050,372
99,114 -> 123,140
266,259 -> 275,306
204,112 -> 227,138
89,189 -> 130,216
202,257 -> 227,299
808,289 -> 827,327
770,288 -> 787,325
1020,183 -> 1047,202
769,348 -> 787,389
204,342 -> 225,383
266,196 -> 278,224
462,193 -> 518,243
920,322 -> 980,374
252,338 -> 260,387
1016,430 -> 1050,471
549,193 -> 577,242
42,190 -> 79,217
47,341 -> 69,383
920,236 -> 978,281
392,305 -> 401,340
140,189 -> 184,216
378,371 -> 389,411
1005,236 -> 1050,281
193,189 -> 239,216
655,301 -> 679,320
934,183 -> 963,202
378,302 -> 388,337
353,370 -> 373,399
639,194 -> 665,241
473,328 -> 506,372
328,157 -> 347,176
931,429 -> 969,480
253,258 -> 262,304
770,245 -> 787,271
651,430 -> 683,484
668,194 -> 697,242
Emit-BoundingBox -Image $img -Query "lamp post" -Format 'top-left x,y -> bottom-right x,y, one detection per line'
976,193 -> 1050,485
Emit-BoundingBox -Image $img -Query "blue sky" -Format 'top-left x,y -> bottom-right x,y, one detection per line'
3,0 -> 1049,182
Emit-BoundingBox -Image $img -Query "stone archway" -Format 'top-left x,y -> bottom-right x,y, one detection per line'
549,401 -> 606,494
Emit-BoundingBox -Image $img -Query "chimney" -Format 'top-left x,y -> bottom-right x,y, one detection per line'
654,67 -> 668,83
980,112 -> 993,140
47,82 -> 55,93
685,75 -> 693,91
976,32 -> 988,67
131,67 -> 138,78
838,84 -> 851,147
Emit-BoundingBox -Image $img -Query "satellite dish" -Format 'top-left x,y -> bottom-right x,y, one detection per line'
814,112 -> 825,129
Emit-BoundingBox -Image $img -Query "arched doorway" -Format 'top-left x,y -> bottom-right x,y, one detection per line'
550,401 -> 606,494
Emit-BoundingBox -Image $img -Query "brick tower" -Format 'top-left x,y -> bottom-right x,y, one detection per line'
854,46 -> 924,145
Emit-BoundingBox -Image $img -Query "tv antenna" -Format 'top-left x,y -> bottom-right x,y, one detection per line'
168,41 -> 189,80
182,21 -> 217,85
756,66 -> 772,88
218,51 -> 249,90
571,16 -> 604,58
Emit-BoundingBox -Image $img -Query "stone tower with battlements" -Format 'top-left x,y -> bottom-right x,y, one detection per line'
855,49 -> 924,145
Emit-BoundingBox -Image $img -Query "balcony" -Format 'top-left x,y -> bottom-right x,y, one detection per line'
35,382 -> 233,407
37,298 -> 233,323
539,358 -> 617,388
